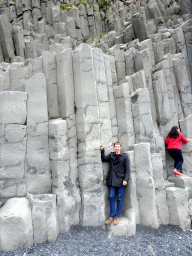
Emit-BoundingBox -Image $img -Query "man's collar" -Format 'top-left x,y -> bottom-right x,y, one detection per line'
113,152 -> 123,156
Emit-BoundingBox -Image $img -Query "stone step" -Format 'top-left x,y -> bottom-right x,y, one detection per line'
168,175 -> 192,197
106,209 -> 136,237
164,179 -> 175,189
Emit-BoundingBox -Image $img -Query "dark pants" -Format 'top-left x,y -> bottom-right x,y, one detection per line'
168,149 -> 184,170
109,186 -> 124,218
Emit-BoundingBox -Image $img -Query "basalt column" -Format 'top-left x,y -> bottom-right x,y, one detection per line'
104,54 -> 118,142
114,82 -> 135,151
92,48 -> 113,218
73,44 -> 105,226
25,73 -> 51,194
131,88 -> 155,152
56,48 -> 79,191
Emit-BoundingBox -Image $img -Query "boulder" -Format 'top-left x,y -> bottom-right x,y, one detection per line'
0,198 -> 33,252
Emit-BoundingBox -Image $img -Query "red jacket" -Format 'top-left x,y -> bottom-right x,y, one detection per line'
165,133 -> 189,150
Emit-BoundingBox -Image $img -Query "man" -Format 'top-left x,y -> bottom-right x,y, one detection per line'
100,142 -> 130,225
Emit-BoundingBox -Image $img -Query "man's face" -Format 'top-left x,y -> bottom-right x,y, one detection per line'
114,144 -> 121,155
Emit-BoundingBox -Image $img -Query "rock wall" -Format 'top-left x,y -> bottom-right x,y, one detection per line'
0,0 -> 192,252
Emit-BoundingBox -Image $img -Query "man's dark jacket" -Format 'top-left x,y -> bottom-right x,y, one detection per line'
101,149 -> 130,187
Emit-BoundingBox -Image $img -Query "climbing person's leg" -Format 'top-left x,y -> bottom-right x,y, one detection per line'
168,149 -> 184,176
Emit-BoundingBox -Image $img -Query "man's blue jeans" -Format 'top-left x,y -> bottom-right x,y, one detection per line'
109,186 -> 124,218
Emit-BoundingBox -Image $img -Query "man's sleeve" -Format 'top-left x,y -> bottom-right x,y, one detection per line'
101,149 -> 111,162
124,154 -> 130,182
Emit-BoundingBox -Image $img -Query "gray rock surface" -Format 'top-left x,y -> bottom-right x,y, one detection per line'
0,14 -> 14,61
114,82 -> 135,151
166,187 -> 191,231
134,143 -> 159,229
0,198 -> 33,252
1,0 -> 192,251
27,193 -> 59,244
25,73 -> 51,194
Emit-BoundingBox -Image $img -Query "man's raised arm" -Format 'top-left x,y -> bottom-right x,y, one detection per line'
100,144 -> 111,162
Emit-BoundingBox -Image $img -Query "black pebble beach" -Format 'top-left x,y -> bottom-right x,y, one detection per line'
1,224 -> 192,256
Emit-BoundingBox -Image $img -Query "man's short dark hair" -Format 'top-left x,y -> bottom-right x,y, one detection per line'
114,141 -> 121,147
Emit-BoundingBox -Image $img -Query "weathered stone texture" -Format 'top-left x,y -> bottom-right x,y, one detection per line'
9,66 -> 29,92
73,44 -> 105,226
107,216 -> 135,236
166,187 -> 191,231
172,54 -> 192,117
25,73 -> 51,194
151,153 -> 169,225
50,158 -> 81,233
12,25 -> 25,58
131,88 -> 155,152
132,11 -> 148,42
114,82 -> 135,151
123,151 -> 140,224
27,193 -> 59,244
0,91 -> 27,125
0,14 -> 15,61
180,115 -> 192,139
113,50 -> 126,84
92,48 -> 112,148
125,47 -> 136,76
134,143 -> 159,229
104,54 -> 118,141
0,198 -> 33,252
42,51 -> 59,119
152,70 -> 173,139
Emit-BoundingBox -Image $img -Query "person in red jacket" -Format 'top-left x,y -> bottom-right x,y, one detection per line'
165,126 -> 189,176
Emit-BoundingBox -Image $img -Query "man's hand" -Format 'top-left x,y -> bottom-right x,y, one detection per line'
123,181 -> 127,186
100,144 -> 104,150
